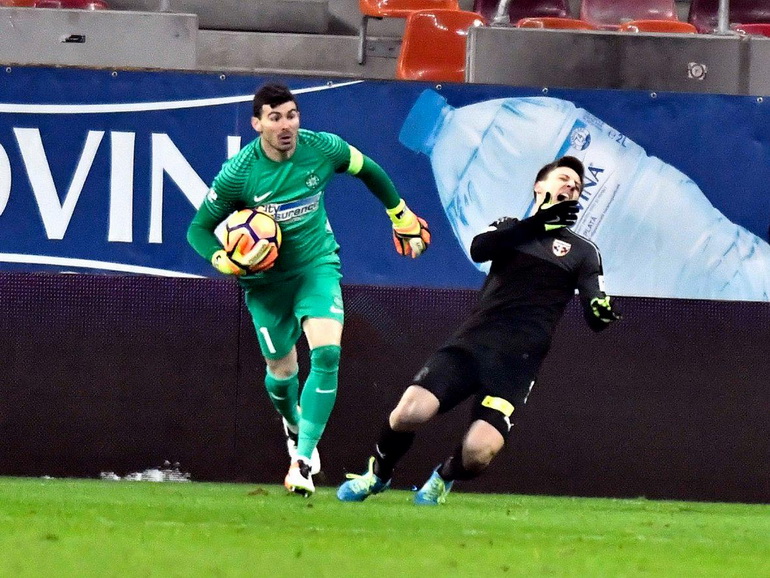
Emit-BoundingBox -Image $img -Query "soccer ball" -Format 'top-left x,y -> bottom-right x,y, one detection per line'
223,208 -> 282,272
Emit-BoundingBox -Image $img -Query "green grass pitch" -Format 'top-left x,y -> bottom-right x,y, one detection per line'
0,477 -> 768,577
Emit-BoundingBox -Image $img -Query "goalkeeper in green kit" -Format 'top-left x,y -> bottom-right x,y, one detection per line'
187,82 -> 431,496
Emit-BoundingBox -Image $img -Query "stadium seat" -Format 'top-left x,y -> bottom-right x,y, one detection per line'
688,0 -> 770,34
0,0 -> 37,6
734,22 -> 770,37
358,0 -> 460,64
473,0 -> 569,26
516,16 -> 596,29
33,0 -> 62,6
580,0 -> 678,30
395,9 -> 486,82
618,19 -> 697,33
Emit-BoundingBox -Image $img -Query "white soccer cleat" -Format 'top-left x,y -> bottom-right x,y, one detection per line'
282,418 -> 321,475
284,459 -> 315,497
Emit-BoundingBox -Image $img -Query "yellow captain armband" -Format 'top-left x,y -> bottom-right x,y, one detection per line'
481,395 -> 515,417
346,145 -> 365,175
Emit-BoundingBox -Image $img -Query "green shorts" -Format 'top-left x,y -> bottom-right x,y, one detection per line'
242,261 -> 343,359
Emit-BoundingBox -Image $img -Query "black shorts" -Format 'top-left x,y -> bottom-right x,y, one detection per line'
412,343 -> 544,417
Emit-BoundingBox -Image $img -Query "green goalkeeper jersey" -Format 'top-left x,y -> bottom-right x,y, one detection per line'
188,129 -> 370,280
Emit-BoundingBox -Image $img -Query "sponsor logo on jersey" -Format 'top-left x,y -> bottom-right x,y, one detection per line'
305,173 -> 321,190
261,192 -> 322,223
552,239 -> 571,256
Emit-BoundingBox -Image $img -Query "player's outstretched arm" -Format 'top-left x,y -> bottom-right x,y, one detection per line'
576,240 -> 621,331
348,150 -> 430,258
470,195 -> 579,262
470,217 -> 541,262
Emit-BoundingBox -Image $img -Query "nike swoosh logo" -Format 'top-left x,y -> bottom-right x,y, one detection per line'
315,387 -> 336,394
254,191 -> 272,203
330,306 -> 344,314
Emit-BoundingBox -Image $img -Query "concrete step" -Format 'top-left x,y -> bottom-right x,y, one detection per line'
196,30 -> 398,79
107,0 -> 330,33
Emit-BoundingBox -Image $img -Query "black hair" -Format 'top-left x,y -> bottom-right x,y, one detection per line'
534,156 -> 585,192
252,83 -> 297,118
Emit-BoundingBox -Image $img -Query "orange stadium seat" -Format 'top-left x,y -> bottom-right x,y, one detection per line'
516,16 -> 597,30
358,0 -> 460,64
473,0 -> 569,25
688,0 -> 770,33
618,19 -> 697,33
395,9 -> 486,82
734,22 -> 770,37
580,0 -> 678,30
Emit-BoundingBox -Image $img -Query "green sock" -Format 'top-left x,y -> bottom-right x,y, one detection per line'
265,369 -> 300,426
298,345 -> 340,459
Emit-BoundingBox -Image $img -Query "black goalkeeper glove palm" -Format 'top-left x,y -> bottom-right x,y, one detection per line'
532,193 -> 579,231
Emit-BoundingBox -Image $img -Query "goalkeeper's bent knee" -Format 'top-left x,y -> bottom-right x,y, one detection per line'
310,344 -> 341,374
265,368 -> 299,396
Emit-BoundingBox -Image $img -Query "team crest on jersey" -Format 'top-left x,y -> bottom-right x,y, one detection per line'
305,173 -> 321,189
552,239 -> 572,257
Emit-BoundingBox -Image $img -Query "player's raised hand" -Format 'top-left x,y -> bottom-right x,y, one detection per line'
533,193 -> 579,231
211,249 -> 245,275
387,200 -> 431,258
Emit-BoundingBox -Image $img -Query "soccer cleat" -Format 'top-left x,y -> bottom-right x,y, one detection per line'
414,467 -> 454,505
284,458 -> 315,497
336,456 -> 391,502
283,418 -> 321,475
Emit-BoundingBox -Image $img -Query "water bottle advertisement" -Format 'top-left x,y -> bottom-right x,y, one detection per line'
1,66 -> 769,301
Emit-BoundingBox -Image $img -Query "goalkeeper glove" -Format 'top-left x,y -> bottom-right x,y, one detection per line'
211,240 -> 273,275
532,193 -> 579,231
387,200 -> 431,258
211,249 -> 243,275
590,295 -> 622,323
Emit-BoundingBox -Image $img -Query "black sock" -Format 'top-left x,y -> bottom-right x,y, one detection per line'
372,420 -> 415,480
438,444 -> 477,482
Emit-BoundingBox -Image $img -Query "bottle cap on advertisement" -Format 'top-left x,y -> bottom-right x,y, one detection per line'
398,89 -> 449,155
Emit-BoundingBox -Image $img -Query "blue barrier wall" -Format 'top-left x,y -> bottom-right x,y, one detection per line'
1,66 -> 770,300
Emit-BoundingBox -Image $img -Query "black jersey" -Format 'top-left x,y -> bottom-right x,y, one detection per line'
448,217 -> 609,356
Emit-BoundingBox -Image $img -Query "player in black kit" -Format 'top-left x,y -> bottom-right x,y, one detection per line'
337,156 -> 621,505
